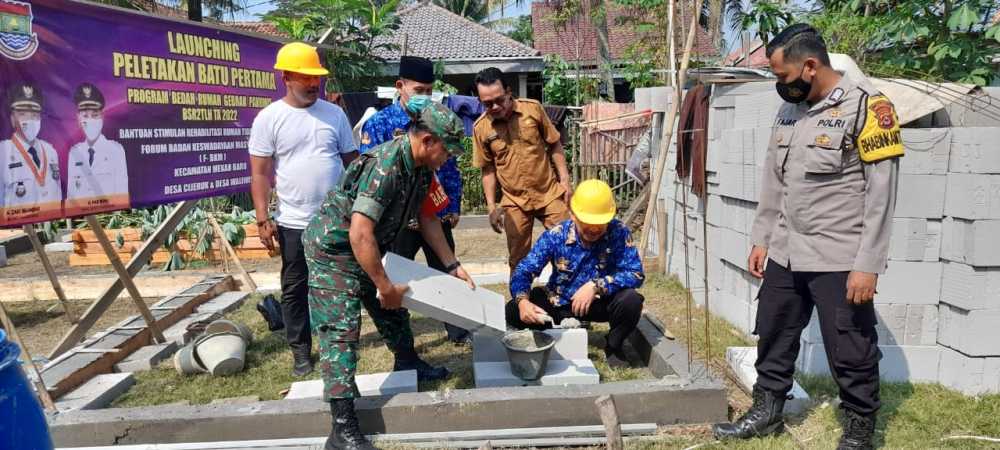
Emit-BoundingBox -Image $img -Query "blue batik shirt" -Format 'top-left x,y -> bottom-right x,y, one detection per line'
510,219 -> 645,306
360,101 -> 462,216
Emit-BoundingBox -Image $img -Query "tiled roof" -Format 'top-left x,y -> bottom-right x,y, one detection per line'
531,2 -> 718,65
724,40 -> 768,68
224,21 -> 286,37
372,1 -> 541,61
132,1 -> 287,38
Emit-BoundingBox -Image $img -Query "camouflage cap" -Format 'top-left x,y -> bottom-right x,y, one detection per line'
416,102 -> 466,156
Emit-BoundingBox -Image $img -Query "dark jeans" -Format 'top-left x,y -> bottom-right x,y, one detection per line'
754,260 -> 881,415
504,286 -> 644,352
391,221 -> 469,342
277,226 -> 311,355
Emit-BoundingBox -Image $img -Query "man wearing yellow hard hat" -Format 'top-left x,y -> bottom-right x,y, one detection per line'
249,42 -> 359,379
506,179 -> 645,367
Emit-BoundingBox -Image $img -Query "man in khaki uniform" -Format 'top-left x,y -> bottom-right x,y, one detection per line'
712,25 -> 902,450
472,67 -> 572,272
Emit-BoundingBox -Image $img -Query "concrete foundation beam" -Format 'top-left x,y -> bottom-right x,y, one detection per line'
56,373 -> 135,412
114,342 -> 178,373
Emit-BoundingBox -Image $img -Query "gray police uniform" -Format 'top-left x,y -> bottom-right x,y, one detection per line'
749,74 -> 903,416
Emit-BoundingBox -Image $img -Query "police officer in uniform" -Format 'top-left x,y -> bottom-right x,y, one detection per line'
66,83 -> 130,213
0,83 -> 61,222
361,55 -> 470,350
302,102 -> 474,450
712,25 -> 902,450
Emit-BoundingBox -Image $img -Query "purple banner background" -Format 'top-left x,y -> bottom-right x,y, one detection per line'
0,0 -> 286,227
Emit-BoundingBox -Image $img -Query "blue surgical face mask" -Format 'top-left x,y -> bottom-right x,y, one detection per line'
406,94 -> 431,114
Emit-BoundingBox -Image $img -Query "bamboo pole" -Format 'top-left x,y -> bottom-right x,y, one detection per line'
22,224 -> 76,324
209,216 -> 258,292
637,0 -> 703,259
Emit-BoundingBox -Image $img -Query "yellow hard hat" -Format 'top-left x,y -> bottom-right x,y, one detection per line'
570,179 -> 616,225
274,42 -> 329,76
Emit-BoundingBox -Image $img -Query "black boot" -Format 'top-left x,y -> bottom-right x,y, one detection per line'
712,385 -> 786,440
291,346 -> 314,377
837,408 -> 876,450
325,399 -> 378,450
393,348 -> 449,381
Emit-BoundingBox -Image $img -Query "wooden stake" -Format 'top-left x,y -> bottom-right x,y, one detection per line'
208,215 -> 257,292
656,198 -> 668,273
595,394 -> 623,450
85,215 -> 166,344
22,224 -> 76,324
0,302 -> 56,411
638,0 -> 704,259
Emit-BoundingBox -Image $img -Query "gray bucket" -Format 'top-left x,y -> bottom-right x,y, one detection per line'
501,330 -> 556,381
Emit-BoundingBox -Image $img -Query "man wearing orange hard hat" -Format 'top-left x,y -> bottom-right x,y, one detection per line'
249,42 -> 359,381
506,179 -> 646,368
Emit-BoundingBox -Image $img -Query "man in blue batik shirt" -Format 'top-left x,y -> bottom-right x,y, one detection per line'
359,55 -> 470,346
507,179 -> 645,368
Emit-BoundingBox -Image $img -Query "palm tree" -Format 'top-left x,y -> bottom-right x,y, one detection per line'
433,0 -> 489,22
700,0 -> 744,52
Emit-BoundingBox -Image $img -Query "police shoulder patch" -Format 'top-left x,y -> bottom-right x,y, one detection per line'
856,95 -> 904,163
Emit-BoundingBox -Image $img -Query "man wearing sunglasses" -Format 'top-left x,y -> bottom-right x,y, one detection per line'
472,67 -> 572,273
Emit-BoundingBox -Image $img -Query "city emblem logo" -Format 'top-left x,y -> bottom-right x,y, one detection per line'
0,0 -> 38,60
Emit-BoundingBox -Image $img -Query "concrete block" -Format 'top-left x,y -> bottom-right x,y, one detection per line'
877,262 -> 942,305
473,328 -> 589,363
945,174 -> 1000,219
56,373 -> 135,412
722,129 -> 743,165
899,128 -> 950,175
939,304 -> 1000,356
285,370 -> 418,399
709,106 -> 735,140
948,127 -> 1000,174
114,342 -> 178,372
162,311 -> 219,344
383,252 -> 506,336
357,370 -> 418,396
706,288 -> 753,334
939,347 -> 1000,395
196,291 -> 250,315
888,218 -> 941,262
474,359 -> 599,388
706,194 -> 723,227
796,342 -> 940,383
727,347 -> 810,415
894,174 -> 946,218
941,261 -> 1000,310
753,127 -> 770,167
941,218 -> 1000,266
44,242 -> 74,253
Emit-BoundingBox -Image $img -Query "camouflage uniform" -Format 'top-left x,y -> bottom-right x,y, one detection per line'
302,103 -> 465,400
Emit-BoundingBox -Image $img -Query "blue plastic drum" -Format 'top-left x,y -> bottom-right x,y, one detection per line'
0,329 -> 54,450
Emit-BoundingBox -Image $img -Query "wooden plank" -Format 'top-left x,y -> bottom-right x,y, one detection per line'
43,275 -> 237,399
49,200 -> 198,359
209,216 -> 257,292
85,216 -> 166,344
596,395 -> 623,450
23,224 -> 77,324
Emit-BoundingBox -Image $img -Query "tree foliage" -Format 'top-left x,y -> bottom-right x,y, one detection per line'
433,0 -> 489,22
737,0 -> 794,45
542,54 -> 600,106
265,0 -> 400,92
504,15 -> 534,46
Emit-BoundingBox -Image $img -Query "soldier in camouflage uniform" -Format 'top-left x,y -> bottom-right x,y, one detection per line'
303,102 -> 474,450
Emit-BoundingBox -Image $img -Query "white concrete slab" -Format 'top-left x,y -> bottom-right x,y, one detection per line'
726,347 -> 809,415
383,252 -> 506,336
877,262 -> 942,305
196,291 -> 250,315
938,304 -> 1000,357
473,328 -> 589,363
941,218 -> 1000,267
939,346 -> 1000,395
895,174 -> 946,218
796,341 -> 941,383
474,359 -> 599,388
948,127 -> 1000,174
944,174 -> 1000,219
56,373 -> 135,412
941,261 -> 1000,310
285,370 -> 418,399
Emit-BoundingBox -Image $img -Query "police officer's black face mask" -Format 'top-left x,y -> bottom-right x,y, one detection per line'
775,64 -> 813,104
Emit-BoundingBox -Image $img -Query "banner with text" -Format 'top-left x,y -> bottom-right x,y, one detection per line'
0,0 -> 285,227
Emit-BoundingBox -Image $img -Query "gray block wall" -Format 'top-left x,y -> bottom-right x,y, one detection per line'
654,82 -> 1000,396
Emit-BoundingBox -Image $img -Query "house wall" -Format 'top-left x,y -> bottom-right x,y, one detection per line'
649,82 -> 1000,395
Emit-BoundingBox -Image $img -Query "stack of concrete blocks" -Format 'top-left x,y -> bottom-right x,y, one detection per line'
648,80 -> 1000,395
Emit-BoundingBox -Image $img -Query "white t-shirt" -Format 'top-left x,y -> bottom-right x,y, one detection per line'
248,99 -> 356,229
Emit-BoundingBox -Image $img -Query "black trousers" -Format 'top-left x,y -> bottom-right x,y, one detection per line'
754,260 -> 881,415
277,226 -> 311,354
391,221 -> 469,342
505,286 -> 644,352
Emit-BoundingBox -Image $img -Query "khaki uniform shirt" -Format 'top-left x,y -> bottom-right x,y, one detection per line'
473,98 -> 564,211
750,75 -> 903,274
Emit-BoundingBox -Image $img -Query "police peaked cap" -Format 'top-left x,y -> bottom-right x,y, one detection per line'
74,83 -> 105,110
7,83 -> 42,112
399,56 -> 434,83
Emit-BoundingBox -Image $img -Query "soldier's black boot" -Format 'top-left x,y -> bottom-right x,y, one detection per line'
291,346 -> 314,377
712,385 -> 786,440
837,408 -> 876,450
393,348 -> 449,381
325,399 -> 378,450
